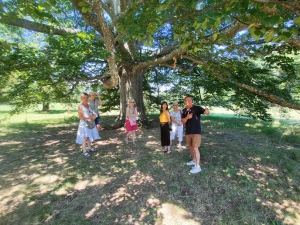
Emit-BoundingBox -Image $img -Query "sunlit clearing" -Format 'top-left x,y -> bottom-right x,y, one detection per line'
0,184 -> 27,214
107,171 -> 155,206
44,140 -> 60,146
157,203 -> 201,225
146,141 -> 159,147
244,123 -> 263,128
262,200 -> 300,224
85,203 -> 101,218
0,141 -> 23,146
55,175 -> 112,195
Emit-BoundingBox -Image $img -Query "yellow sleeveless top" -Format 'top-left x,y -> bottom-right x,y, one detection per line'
159,111 -> 169,123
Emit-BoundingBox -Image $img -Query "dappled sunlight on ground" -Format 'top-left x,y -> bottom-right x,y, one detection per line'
262,200 -> 300,224
0,140 -> 23,146
157,203 -> 201,225
0,116 -> 300,224
85,202 -> 101,218
44,140 -> 61,146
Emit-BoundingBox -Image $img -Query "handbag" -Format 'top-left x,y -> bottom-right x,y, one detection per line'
85,120 -> 95,129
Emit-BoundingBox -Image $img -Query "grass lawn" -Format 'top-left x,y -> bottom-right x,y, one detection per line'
0,103 -> 299,225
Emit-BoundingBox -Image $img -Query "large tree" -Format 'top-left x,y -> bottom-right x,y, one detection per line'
1,0 -> 300,120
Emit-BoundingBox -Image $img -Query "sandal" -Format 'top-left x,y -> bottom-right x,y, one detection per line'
82,152 -> 90,157
87,148 -> 95,152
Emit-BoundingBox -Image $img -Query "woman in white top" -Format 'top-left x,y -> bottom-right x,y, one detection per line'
170,101 -> 183,148
76,93 -> 100,157
125,99 -> 139,146
88,92 -> 103,131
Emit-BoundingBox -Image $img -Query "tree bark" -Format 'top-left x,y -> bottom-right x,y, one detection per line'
42,102 -> 50,111
118,68 -> 147,123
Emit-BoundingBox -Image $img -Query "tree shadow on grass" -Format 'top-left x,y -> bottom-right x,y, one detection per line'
0,118 -> 300,224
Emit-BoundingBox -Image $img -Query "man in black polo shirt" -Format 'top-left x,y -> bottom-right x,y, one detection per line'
181,95 -> 210,173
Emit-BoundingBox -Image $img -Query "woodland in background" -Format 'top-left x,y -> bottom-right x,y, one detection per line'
0,0 -> 300,122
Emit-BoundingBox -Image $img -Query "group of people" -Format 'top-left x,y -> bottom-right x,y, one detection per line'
159,96 -> 210,173
75,92 -> 103,157
159,101 -> 183,154
75,92 -> 210,174
75,93 -> 139,156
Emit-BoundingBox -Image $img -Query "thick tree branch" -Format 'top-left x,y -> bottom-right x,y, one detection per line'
218,76 -> 300,110
288,35 -> 300,50
0,15 -> 104,42
150,40 -> 180,57
252,0 -> 300,14
110,0 -> 147,29
181,54 -> 206,66
100,1 -> 115,20
133,48 -> 187,73
158,63 -> 196,73
70,0 -> 104,35
181,54 -> 300,110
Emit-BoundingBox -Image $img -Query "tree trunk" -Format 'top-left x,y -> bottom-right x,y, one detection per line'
42,102 -> 50,111
119,69 -> 147,123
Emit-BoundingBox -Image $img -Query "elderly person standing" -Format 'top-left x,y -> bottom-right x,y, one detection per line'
125,99 -> 139,146
76,92 -> 100,157
170,101 -> 183,148
88,92 -> 103,131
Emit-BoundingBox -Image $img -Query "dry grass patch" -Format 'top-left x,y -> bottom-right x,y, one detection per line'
0,116 -> 299,225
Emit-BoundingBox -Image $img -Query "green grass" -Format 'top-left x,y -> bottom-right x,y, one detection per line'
0,104 -> 299,225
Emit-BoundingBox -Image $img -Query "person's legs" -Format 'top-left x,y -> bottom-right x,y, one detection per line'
86,138 -> 91,149
132,131 -> 136,145
177,125 -> 183,147
125,120 -> 132,143
188,146 -> 195,161
191,134 -> 201,166
86,138 -> 96,152
82,139 -> 87,152
189,135 -> 202,173
185,134 -> 195,164
194,147 -> 200,167
170,124 -> 176,145
82,137 -> 90,157
95,115 -> 101,131
166,145 -> 171,154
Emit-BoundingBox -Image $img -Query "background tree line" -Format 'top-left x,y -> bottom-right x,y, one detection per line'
0,0 -> 299,121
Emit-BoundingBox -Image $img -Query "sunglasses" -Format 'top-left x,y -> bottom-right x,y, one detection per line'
174,104 -> 178,106
130,101 -> 135,103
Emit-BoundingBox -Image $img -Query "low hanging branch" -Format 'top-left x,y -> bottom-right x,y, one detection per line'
218,76 -> 300,110
183,54 -> 300,111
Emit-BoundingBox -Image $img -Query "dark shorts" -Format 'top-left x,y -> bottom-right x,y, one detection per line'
95,114 -> 100,125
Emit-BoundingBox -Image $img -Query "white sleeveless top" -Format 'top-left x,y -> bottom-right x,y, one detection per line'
127,107 -> 137,119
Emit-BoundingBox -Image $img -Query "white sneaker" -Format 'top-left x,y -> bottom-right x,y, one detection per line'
186,160 -> 196,166
177,143 -> 182,148
190,166 -> 202,174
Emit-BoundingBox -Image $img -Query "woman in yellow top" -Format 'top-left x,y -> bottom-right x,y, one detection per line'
159,101 -> 171,154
